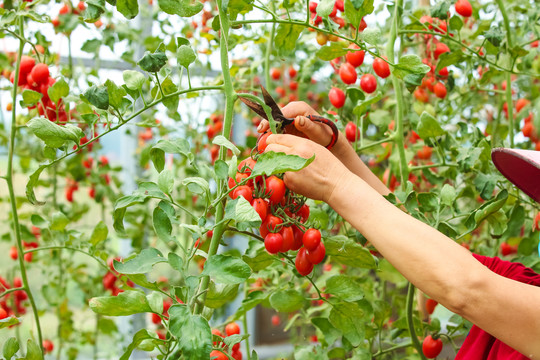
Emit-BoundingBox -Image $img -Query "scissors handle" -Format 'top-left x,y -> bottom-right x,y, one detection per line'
306,115 -> 339,150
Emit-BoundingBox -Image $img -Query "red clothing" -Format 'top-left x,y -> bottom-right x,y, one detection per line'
455,254 -> 540,359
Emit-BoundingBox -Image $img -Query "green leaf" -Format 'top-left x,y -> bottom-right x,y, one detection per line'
269,289 -> 305,312
153,204 -> 174,242
83,0 -> 106,22
416,111 -> 446,139
353,92 -> 382,115
3,337 -> 19,360
228,291 -> 268,321
119,329 -> 155,360
138,51 -> 168,73
168,252 -> 184,272
201,254 -> 252,285
150,139 -> 192,172
316,42 -> 348,61
430,1 -> 450,19
168,305 -> 212,360
325,235 -> 377,269
435,50 -> 464,72
344,0 -> 374,28
484,26 -> 505,47
158,0 -> 203,17
84,85 -> 109,110
50,211 -> 69,231
486,209 -> 508,236
26,164 -> 47,205
105,79 -> 127,109
224,197 -> 262,230
242,242 -> 275,271
89,290 -> 152,316
274,23 -> 303,54
213,135 -> 240,156
0,317 -> 19,330
177,45 -> 196,68
21,89 -> 42,107
114,248 -> 167,274
182,177 -> 209,195
329,300 -> 371,346
214,160 -> 229,180
393,55 -> 431,84
27,118 -> 84,148
81,39 -> 102,53
25,339 -> 42,360
316,0 -> 335,17
449,15 -> 463,31
346,86 -> 365,105
147,292 -> 163,314
360,27 -> 381,45
123,70 -> 146,91
440,184 -> 456,207
90,221 -> 108,246
206,282 -> 239,308
48,78 -> 69,104
158,169 -> 174,194
31,214 -> 49,228
325,275 -> 364,302
117,0 -> 138,19
312,318 -> 341,346
418,192 -> 438,212
252,151 -> 314,176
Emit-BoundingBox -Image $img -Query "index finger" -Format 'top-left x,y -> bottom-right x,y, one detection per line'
265,134 -> 301,147
281,101 -> 319,119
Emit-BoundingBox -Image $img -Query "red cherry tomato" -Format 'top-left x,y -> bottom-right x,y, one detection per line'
19,56 -> 35,75
295,248 -> 314,276
328,87 -> 346,108
345,122 -> 360,142
265,233 -> 284,254
30,63 -> 50,85
433,82 -> 447,99
42,340 -> 54,353
298,204 -> 310,222
426,298 -> 438,315
288,66 -> 297,78
232,185 -> 253,204
372,57 -> 390,78
434,42 -> 450,60
252,198 -> 268,222
238,158 -> 256,174
260,215 -> 283,238
0,308 -> 8,320
360,74 -> 377,93
422,335 -> 443,359
346,44 -> 365,67
455,0 -> 472,17
279,226 -> 294,252
303,228 -> 321,251
265,176 -> 286,204
210,350 -> 228,360
270,68 -> 281,80
257,132 -> 271,153
225,322 -> 241,336
291,225 -> 304,251
307,242 -> 325,264
10,246 -> 17,260
339,63 -> 357,85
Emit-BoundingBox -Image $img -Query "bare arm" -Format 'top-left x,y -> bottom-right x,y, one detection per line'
265,134 -> 540,359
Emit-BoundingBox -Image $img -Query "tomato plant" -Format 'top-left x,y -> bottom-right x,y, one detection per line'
0,0 -> 539,358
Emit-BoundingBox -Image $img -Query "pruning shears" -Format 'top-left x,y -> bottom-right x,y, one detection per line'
239,85 -> 339,150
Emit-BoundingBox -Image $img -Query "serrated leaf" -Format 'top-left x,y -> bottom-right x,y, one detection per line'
89,290 -> 152,316
138,51 -> 168,73
2,337 -> 19,360
0,317 -> 19,330
84,85 -> 109,110
393,55 -> 431,82
430,1 -> 450,19
119,329 -> 155,360
344,0 -> 374,28
353,92 -> 382,115
224,197 -> 262,230
274,23 -> 303,54
168,305 -> 212,360
123,70 -> 146,91
435,50 -> 464,72
117,0 -> 138,19
269,289 -> 305,312
361,27 -> 381,45
114,248 -> 167,274
316,42 -> 348,61
440,184 -> 456,207
325,235 -> 377,269
105,79 -> 127,109
182,177 -> 209,195
325,275 -> 364,302
26,164 -> 47,205
21,89 -> 42,107
25,339 -> 42,360
329,300 -> 371,346
158,170 -> 174,194
252,151 -> 314,176
158,0 -> 203,17
484,26 -> 504,47
212,135 -> 240,156
177,45 -> 196,68
48,78 -> 69,104
90,221 -> 108,246
153,204 -> 174,242
150,139 -> 192,172
201,254 -> 252,285
27,117 -> 84,148
206,282 -> 239,308
416,111 -> 446,139
316,0 -> 335,17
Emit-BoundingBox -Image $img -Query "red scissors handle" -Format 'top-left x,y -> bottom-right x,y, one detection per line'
306,115 -> 339,150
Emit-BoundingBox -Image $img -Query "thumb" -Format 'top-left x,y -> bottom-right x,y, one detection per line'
294,116 -> 331,146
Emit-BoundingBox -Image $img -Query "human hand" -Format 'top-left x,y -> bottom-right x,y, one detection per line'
264,133 -> 352,203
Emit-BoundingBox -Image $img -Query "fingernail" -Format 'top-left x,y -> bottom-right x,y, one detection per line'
257,123 -> 262,131
297,116 -> 305,126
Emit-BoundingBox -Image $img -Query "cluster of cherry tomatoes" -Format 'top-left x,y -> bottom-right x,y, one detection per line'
9,226 -> 40,263
210,322 -> 243,360
102,258 -> 135,296
0,277 -> 28,319
228,132 -> 325,277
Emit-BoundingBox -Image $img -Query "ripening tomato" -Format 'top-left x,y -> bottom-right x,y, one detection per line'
500,242 -> 517,256
422,335 -> 443,359
271,314 -> 280,326
307,242 -> 325,264
416,145 -> 433,160
232,349 -> 243,360
522,122 -> 533,138
265,233 -> 283,254
288,66 -> 297,78
42,340 -> 54,353
455,0 -> 472,17
515,98 -> 529,113
24,252 -> 32,262
438,66 -> 449,78
339,63 -> 357,84
414,88 -> 429,103
295,248 -> 314,276
426,298 -> 438,315
10,246 -> 17,260
238,157 -> 256,174
372,57 -> 390,78
309,1 -> 318,12
252,198 -> 268,222
346,44 -> 365,67
225,322 -> 241,336
0,308 -> 7,320
303,228 -> 321,251
298,204 -> 310,222
335,0 -> 344,11
279,226 -> 294,252
270,68 -> 281,80
434,42 -> 450,60
328,87 -> 345,108
232,185 -> 253,204
30,63 -> 49,85
210,350 -> 228,360
345,122 -> 359,142
291,225 -> 304,250
260,215 -> 283,238
360,74 -> 377,93
258,132 -> 271,153
433,82 -> 447,99
358,17 -> 367,31
19,56 -> 35,75
289,81 -> 298,91
265,176 -> 286,204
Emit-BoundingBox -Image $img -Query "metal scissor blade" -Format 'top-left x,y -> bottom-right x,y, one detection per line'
239,96 -> 270,120
260,85 -> 285,120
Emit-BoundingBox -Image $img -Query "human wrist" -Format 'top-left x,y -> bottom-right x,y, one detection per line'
325,168 -> 356,207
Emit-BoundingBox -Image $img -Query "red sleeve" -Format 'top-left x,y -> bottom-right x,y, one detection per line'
473,253 -> 540,286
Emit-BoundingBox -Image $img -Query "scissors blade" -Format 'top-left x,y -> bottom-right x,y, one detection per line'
260,85 -> 285,121
239,96 -> 270,120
